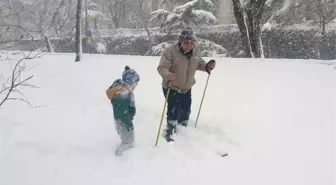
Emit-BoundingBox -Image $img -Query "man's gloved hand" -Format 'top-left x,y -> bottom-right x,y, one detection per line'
206,59 -> 216,74
168,72 -> 175,81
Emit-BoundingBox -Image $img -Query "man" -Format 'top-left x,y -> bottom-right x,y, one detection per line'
157,27 -> 216,142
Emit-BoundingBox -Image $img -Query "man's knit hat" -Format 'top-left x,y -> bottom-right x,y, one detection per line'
179,26 -> 196,41
122,65 -> 140,85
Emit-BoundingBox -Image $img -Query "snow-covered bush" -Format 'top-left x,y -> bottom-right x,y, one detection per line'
197,39 -> 229,57
263,27 -> 318,59
4,24 -> 336,60
144,40 -> 176,56
96,42 -> 106,54
145,38 -> 229,57
262,25 -> 336,60
320,31 -> 336,60
195,25 -> 241,54
105,34 -> 151,55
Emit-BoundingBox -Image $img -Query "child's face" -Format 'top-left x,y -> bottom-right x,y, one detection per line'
131,82 -> 138,89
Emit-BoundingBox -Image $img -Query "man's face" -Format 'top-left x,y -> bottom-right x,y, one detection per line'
181,39 -> 195,52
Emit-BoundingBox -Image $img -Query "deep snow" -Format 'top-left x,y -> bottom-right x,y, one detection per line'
0,52 -> 335,185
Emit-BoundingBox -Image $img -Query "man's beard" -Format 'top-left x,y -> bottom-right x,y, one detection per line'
183,48 -> 192,53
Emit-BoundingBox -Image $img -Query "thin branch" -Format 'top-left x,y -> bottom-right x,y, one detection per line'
0,24 -> 43,33
0,10 -> 27,19
0,25 -> 40,50
0,51 -> 42,108
0,39 -> 23,44
12,76 -> 34,89
11,89 -> 28,99
6,98 -> 34,108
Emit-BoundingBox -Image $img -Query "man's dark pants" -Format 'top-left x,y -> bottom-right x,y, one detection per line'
162,87 -> 191,140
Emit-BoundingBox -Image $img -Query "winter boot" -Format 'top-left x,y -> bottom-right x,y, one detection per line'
174,120 -> 188,134
180,120 -> 188,127
164,120 -> 177,142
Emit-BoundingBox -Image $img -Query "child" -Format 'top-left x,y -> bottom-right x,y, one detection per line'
106,65 -> 140,156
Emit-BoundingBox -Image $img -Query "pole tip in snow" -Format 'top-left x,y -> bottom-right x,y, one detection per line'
220,153 -> 228,157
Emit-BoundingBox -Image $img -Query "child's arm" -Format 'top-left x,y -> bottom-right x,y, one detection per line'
128,91 -> 136,117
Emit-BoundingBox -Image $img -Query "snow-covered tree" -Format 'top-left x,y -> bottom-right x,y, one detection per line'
303,0 -> 336,59
150,0 -> 218,33
18,0 -> 77,39
147,0 -> 226,57
0,0 -> 78,52
232,0 -> 294,58
309,0 -> 335,35
231,0 -> 267,58
99,0 -> 145,29
0,0 -> 41,50
145,38 -> 229,57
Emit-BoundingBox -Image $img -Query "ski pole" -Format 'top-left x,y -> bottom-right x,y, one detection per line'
154,82 -> 171,147
195,74 -> 211,128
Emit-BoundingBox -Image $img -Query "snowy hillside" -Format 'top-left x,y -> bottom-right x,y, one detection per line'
0,52 -> 335,185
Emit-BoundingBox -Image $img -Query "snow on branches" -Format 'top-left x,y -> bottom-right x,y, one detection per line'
150,0 -> 217,33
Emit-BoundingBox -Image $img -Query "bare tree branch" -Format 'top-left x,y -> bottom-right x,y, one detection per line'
0,24 -> 43,33
0,10 -> 26,19
6,98 -> 34,108
0,24 -> 40,50
0,51 -> 42,108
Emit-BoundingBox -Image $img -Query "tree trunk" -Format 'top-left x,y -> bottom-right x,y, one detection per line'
305,0 -> 312,21
110,1 -> 120,28
232,0 -> 251,57
75,0 -> 82,62
232,0 -> 266,58
84,0 -> 88,53
45,36 -> 53,52
140,0 -> 152,50
316,0 -> 327,59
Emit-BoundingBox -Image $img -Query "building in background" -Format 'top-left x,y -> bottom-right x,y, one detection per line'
217,0 -> 236,24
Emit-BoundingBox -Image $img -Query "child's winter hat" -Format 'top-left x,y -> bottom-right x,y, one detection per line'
122,65 -> 140,85
179,26 -> 196,41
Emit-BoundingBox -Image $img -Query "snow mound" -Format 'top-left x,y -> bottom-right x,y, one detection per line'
0,53 -> 335,185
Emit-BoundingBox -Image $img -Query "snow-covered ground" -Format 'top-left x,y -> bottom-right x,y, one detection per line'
0,52 -> 335,185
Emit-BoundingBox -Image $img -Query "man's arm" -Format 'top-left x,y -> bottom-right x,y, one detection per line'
197,57 -> 208,72
157,47 -> 172,81
197,57 -> 215,74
